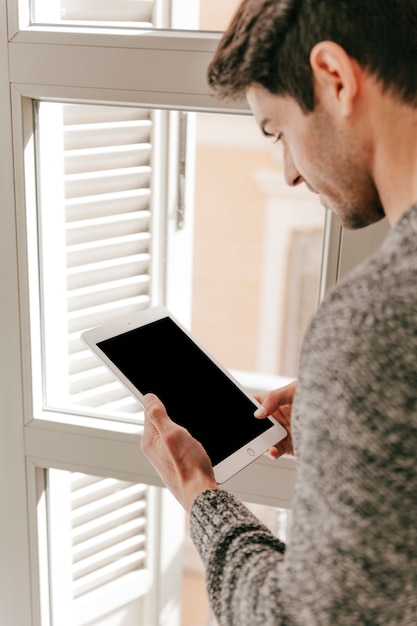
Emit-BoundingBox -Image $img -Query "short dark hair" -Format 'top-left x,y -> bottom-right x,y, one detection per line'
208,0 -> 417,112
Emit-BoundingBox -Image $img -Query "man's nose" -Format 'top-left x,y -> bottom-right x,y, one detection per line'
283,147 -> 304,187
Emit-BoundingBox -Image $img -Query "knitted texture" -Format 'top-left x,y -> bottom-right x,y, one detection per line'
190,204 -> 417,625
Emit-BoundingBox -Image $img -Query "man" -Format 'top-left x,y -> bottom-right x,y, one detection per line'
141,1 -> 417,624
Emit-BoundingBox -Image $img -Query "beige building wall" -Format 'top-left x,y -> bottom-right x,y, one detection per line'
199,0 -> 241,30
191,144 -> 277,372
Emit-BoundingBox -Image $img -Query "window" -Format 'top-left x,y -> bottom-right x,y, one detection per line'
0,0 -> 389,624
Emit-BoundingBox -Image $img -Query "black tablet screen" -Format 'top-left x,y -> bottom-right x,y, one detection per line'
97,316 -> 271,466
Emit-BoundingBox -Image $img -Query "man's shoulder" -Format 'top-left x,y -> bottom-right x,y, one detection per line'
323,209 -> 417,319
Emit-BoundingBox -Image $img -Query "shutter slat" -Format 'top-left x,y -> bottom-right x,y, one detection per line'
68,350 -> 101,374
65,188 -> 151,220
73,518 -> 146,563
69,368 -> 116,395
64,120 -> 152,150
99,397 -> 141,413
66,211 -> 151,246
72,478 -> 138,507
67,210 -> 151,230
72,499 -> 147,545
68,273 -> 149,298
74,535 -> 145,580
73,550 -> 147,598
68,381 -> 128,407
67,233 -> 151,268
72,483 -> 147,526
63,105 -> 151,125
65,143 -> 151,174
71,473 -> 103,490
68,274 -> 149,310
68,295 -> 151,334
65,166 -> 152,198
67,232 -> 151,252
72,571 -> 151,622
67,254 -> 150,291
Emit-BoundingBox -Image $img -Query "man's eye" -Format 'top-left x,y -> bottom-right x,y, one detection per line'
261,127 -> 282,143
264,131 -> 282,143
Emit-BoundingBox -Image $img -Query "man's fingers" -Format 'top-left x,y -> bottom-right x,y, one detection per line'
143,393 -> 170,426
141,393 -> 171,455
143,392 -> 159,411
142,393 -> 186,449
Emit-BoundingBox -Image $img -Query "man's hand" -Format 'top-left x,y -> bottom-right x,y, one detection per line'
141,393 -> 218,512
253,380 -> 296,458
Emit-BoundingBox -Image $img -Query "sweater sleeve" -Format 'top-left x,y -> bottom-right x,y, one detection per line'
190,489 -> 288,626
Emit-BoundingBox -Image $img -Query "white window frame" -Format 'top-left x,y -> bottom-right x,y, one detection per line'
0,1 -> 390,623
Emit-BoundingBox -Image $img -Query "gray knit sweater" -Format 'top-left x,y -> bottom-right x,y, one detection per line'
190,204 -> 417,625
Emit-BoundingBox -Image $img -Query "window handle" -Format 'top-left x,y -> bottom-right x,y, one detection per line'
176,112 -> 187,230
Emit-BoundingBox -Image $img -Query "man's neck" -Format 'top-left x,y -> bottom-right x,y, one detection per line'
371,94 -> 417,225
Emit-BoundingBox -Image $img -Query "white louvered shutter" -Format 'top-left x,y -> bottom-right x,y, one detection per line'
38,102 -> 169,420
48,470 -> 155,625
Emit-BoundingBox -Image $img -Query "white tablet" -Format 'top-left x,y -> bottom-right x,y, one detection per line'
81,306 -> 287,484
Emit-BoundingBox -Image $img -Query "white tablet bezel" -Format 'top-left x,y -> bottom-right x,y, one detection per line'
81,306 -> 287,484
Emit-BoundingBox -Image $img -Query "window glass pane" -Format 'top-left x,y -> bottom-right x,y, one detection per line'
35,101 -> 325,426
192,113 -> 325,386
30,0 -> 240,30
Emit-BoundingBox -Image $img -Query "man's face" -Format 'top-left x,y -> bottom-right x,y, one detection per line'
246,83 -> 385,229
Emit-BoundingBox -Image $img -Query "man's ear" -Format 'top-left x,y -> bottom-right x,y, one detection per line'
310,41 -> 361,116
